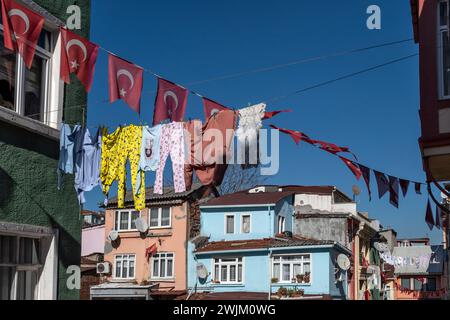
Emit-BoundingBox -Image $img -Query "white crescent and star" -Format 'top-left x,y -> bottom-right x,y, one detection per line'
164,91 -> 179,115
210,108 -> 220,116
8,9 -> 30,37
66,39 -> 87,70
116,69 -> 135,97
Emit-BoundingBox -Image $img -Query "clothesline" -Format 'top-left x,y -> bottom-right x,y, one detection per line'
24,51 -> 418,120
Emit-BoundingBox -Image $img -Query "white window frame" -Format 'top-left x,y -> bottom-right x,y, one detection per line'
438,0 -> 450,99
224,215 -> 235,235
277,216 -> 286,234
241,214 -> 252,234
271,254 -> 312,285
115,210 -> 141,232
114,254 -> 136,280
149,207 -> 172,230
0,20 -> 60,127
213,257 -> 244,285
0,234 -> 43,300
150,252 -> 175,280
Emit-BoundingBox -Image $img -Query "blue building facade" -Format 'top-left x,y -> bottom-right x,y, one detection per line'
187,188 -> 351,300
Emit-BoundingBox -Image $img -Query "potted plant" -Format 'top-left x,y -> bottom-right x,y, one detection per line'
304,272 -> 311,284
287,289 -> 295,298
296,289 -> 305,297
296,274 -> 305,283
271,277 -> 279,284
277,287 -> 288,298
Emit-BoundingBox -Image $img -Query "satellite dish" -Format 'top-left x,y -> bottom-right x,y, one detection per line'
337,254 -> 351,271
352,185 -> 361,196
135,218 -> 149,233
108,230 -> 119,242
374,242 -> 389,253
196,263 -> 208,279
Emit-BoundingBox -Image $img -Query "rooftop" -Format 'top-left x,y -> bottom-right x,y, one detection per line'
195,236 -> 340,254
202,189 -> 295,208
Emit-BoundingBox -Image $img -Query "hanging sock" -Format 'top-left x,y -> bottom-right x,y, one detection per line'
388,176 -> 400,208
400,179 -> 410,198
374,171 -> 389,199
359,164 -> 372,201
425,200 -> 435,231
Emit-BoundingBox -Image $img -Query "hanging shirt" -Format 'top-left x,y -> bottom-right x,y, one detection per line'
135,125 -> 162,194
57,123 -> 81,190
101,125 -> 145,210
74,128 -> 102,205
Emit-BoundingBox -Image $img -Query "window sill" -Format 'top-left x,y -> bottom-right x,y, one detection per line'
271,283 -> 312,287
0,106 -> 59,141
151,278 -> 176,283
212,283 -> 245,287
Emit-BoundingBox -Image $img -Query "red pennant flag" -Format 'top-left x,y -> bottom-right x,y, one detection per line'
153,78 -> 188,125
388,176 -> 400,208
270,125 -> 304,145
339,156 -> 362,181
203,98 -> 230,119
60,28 -> 99,92
1,0 -> 44,69
108,54 -> 143,113
425,200 -> 435,231
145,244 -> 157,259
263,109 -> 292,120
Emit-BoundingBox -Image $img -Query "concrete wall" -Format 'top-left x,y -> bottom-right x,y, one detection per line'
82,225 -> 105,257
103,204 -> 189,292
0,0 -> 91,300
295,216 -> 349,249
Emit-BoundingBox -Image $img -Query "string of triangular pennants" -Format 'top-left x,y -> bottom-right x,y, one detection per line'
3,0 -> 446,230
270,125 -> 449,231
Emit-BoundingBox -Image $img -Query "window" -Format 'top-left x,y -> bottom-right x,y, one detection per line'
241,215 -> 251,234
438,1 -> 450,98
151,253 -> 174,279
0,235 -> 41,300
225,215 -> 235,234
213,258 -> 243,284
114,255 -> 135,279
272,255 -> 311,284
277,216 -> 286,234
0,24 -> 53,124
414,278 -> 423,291
149,207 -> 171,229
114,210 -> 140,231
400,278 -> 411,290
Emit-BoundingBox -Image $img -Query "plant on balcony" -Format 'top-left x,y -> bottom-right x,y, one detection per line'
304,272 -> 311,284
277,287 -> 288,298
296,274 -> 305,283
287,289 -> 296,298
271,278 -> 279,284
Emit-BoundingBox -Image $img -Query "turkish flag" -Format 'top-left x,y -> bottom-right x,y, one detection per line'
1,0 -> 44,69
203,98 -> 230,119
339,156 -> 362,181
108,54 -> 143,113
60,28 -> 99,92
153,78 -> 188,125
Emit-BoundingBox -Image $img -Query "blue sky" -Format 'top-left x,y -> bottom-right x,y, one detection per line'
83,0 -> 443,244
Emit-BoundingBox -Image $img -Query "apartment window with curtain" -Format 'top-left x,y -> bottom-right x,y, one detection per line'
277,216 -> 286,234
213,258 -> 243,284
0,235 -> 42,300
151,253 -> 174,279
225,215 -> 235,234
114,254 -> 136,279
0,23 -> 53,124
439,0 -> 450,98
272,255 -> 311,284
114,210 -> 141,232
241,215 -> 251,234
149,207 -> 171,229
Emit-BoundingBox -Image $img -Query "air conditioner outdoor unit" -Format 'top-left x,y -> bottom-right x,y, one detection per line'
96,262 -> 111,275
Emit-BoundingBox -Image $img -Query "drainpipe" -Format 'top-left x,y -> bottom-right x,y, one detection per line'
268,248 -> 273,301
354,222 -> 365,300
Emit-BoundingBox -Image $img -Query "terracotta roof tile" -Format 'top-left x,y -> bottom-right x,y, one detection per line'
202,190 -> 294,207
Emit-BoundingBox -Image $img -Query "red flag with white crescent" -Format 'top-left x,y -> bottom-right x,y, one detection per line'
60,28 -> 99,92
1,0 -> 45,68
203,98 -> 230,119
153,78 -> 188,125
339,156 -> 362,181
108,54 -> 144,113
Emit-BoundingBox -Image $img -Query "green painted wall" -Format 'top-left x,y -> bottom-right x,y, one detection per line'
0,0 -> 91,300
